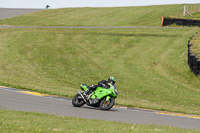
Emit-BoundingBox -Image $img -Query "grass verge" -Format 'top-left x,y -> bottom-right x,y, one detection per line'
0,109 -> 199,133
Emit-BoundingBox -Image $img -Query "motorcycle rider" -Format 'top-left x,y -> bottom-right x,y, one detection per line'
84,76 -> 116,95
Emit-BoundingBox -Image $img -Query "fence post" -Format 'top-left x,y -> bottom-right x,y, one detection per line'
183,5 -> 186,16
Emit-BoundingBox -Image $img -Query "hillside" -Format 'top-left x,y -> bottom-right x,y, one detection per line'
0,5 -> 185,27
0,5 -> 200,114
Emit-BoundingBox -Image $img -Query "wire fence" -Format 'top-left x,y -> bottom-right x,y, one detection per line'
183,4 -> 200,17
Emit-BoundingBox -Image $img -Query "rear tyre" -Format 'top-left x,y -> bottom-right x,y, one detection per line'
72,94 -> 85,107
100,97 -> 115,111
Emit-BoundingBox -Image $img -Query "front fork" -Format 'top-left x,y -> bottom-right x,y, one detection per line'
106,95 -> 111,101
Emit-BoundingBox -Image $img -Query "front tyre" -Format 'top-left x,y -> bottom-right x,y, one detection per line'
100,97 -> 115,110
72,94 -> 85,107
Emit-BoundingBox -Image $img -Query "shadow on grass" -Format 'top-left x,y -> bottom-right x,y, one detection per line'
91,33 -> 180,38
64,32 -> 180,38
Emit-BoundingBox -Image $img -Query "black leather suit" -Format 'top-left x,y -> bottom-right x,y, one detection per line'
89,80 -> 113,91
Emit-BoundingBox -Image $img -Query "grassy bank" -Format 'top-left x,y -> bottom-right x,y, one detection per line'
0,109 -> 199,133
190,32 -> 200,58
0,5 -> 185,27
0,28 -> 199,114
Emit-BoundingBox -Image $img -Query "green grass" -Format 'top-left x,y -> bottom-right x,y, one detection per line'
0,109 -> 199,133
175,4 -> 200,20
0,27 -> 200,115
190,33 -> 200,58
0,5 -> 186,27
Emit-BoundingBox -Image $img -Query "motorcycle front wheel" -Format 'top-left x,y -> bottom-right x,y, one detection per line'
72,94 -> 85,107
100,97 -> 115,110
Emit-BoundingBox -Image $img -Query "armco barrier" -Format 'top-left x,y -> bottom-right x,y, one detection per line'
188,32 -> 200,76
161,16 -> 200,27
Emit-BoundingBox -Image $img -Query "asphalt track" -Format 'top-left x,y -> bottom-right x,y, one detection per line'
0,8 -> 43,20
0,8 -> 200,131
0,86 -> 200,130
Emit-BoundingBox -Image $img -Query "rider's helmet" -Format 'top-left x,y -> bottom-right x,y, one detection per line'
108,76 -> 115,84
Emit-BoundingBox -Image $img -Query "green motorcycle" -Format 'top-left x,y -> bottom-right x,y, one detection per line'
72,83 -> 118,110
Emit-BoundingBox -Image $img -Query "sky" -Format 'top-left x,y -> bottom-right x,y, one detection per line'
0,0 -> 200,9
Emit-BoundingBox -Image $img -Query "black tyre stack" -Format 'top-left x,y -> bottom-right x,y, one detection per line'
188,32 -> 200,76
162,17 -> 200,27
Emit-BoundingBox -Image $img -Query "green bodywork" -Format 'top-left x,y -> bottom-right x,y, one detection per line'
80,83 -> 118,101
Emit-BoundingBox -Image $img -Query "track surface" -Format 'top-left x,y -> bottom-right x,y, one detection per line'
0,8 -> 200,131
0,8 -> 43,20
0,87 -> 200,130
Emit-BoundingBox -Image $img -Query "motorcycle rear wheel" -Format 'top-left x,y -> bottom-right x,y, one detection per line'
72,94 -> 85,107
100,97 -> 115,110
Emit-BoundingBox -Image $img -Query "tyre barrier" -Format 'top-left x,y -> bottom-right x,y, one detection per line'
188,32 -> 200,76
161,16 -> 200,27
